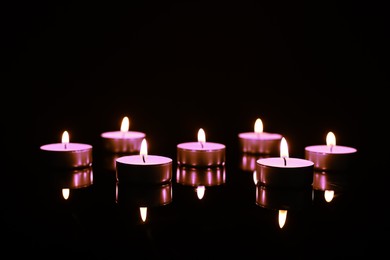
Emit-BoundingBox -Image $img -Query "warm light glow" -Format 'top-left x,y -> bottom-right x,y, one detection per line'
140,138 -> 148,161
196,185 -> 205,200
140,207 -> 147,222
115,182 -> 118,204
253,171 -> 258,185
254,118 -> 263,134
62,188 -> 70,200
62,131 -> 70,144
324,190 -> 335,202
198,128 -> 206,146
326,131 -> 336,147
120,116 -> 130,132
278,210 -> 287,228
280,137 -> 289,159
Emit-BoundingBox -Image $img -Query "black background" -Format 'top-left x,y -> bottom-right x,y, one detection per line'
3,1 -> 389,258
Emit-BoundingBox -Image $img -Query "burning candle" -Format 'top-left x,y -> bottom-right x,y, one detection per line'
40,130 -> 93,169
101,116 -> 146,153
177,128 -> 226,167
238,118 -> 282,155
256,137 -> 314,188
305,131 -> 357,171
116,138 -> 172,184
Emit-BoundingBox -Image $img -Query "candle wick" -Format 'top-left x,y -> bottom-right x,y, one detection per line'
64,143 -> 67,149
283,157 -> 287,166
200,142 -> 204,149
142,154 -> 146,163
330,145 -> 333,153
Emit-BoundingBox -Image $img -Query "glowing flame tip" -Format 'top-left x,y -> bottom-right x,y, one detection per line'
254,118 -> 263,134
120,116 -> 130,132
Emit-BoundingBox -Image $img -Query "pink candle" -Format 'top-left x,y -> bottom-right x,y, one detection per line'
177,128 -> 226,167
256,137 -> 314,188
40,130 -> 93,169
305,131 -> 357,171
238,118 -> 282,155
101,116 -> 146,153
116,139 -> 172,184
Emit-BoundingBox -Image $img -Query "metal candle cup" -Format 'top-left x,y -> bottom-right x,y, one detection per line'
101,116 -> 146,153
101,131 -> 145,153
256,137 -> 314,188
238,132 -> 282,154
116,138 -> 173,184
305,145 -> 357,171
305,131 -> 357,171
40,131 -> 92,169
177,128 -> 226,167
177,142 -> 226,167
238,118 -> 282,155
116,155 -> 172,184
256,157 -> 314,188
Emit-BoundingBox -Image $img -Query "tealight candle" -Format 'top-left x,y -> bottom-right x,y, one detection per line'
177,128 -> 226,167
305,131 -> 357,171
238,118 -> 282,155
40,130 -> 93,169
101,116 -> 146,153
116,138 -> 172,184
256,137 -> 314,188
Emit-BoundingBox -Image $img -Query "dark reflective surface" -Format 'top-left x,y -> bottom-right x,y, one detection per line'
6,124 -> 383,258
5,1 -> 385,258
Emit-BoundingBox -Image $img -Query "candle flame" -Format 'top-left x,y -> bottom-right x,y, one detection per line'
120,116 -> 130,132
62,131 -> 69,149
198,128 -> 206,147
254,118 -> 263,134
278,209 -> 287,228
140,207 -> 147,222
196,185 -> 205,200
140,138 -> 147,162
62,131 -> 70,144
324,190 -> 335,202
280,137 -> 289,160
326,131 -> 336,146
62,188 -> 70,200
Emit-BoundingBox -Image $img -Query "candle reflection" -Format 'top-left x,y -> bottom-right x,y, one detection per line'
278,210 -> 287,228
176,165 -> 226,200
312,170 -> 349,203
49,166 -> 94,200
256,184 -> 312,228
116,181 -> 172,223
240,153 -> 270,172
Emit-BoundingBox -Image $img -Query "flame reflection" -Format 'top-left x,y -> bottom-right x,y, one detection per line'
176,165 -> 226,200
116,181 -> 172,223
